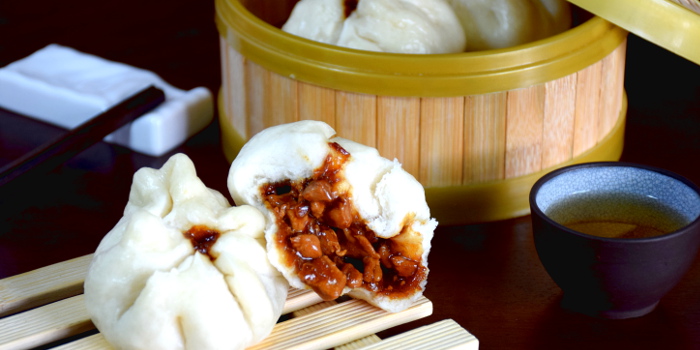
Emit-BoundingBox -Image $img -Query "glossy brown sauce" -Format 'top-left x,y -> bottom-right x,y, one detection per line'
184,225 -> 221,261
262,142 -> 427,301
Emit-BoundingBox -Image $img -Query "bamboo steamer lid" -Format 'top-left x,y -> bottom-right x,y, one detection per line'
569,0 -> 700,65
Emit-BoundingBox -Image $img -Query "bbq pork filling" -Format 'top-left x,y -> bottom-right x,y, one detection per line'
261,142 -> 427,301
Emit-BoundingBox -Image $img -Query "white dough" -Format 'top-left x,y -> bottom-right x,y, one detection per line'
84,154 -> 289,350
227,121 -> 437,312
282,0 -> 346,45
282,0 -> 466,54
446,0 -> 571,51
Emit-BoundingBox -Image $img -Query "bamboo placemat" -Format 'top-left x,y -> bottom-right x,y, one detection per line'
0,255 -> 478,350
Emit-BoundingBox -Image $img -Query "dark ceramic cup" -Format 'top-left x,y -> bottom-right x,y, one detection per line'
530,162 -> 700,319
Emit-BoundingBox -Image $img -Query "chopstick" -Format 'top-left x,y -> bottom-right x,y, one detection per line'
0,85 -> 165,188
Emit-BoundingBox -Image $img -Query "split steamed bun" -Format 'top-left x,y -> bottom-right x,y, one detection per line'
282,0 -> 466,54
84,154 -> 289,350
228,121 -> 437,312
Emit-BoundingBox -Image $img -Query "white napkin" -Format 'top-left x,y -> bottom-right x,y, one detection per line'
0,44 -> 213,156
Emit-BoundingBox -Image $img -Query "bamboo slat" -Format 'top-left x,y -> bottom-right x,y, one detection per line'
0,282 -> 320,350
335,335 -> 383,350
335,91 -> 377,148
0,295 -> 93,350
598,42 -> 627,143
541,73 -> 577,169
376,96 -> 421,178
0,254 -> 91,317
248,297 -> 433,350
419,97 -> 465,187
292,300 -> 386,350
298,83 -> 337,128
0,254 -> 473,350
221,39 -> 249,141
572,59 -> 603,157
463,92 -> 507,183
0,280 -> 425,350
505,85 -> 545,178
283,287 -> 325,315
52,334 -> 109,350
292,300 -> 338,318
357,319 -> 479,350
38,297 -> 432,350
267,72 -> 299,128
292,299 -> 389,350
220,39 -> 233,130
245,60 -> 270,137
0,254 -> 321,320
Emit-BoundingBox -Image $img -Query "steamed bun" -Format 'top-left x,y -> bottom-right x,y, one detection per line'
84,153 -> 288,350
228,121 -> 437,312
447,0 -> 571,51
283,0 -> 466,54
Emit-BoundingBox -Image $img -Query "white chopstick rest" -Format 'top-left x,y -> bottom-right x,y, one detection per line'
0,44 -> 213,156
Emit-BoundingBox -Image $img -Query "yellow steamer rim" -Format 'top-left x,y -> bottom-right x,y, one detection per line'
216,0 -> 628,224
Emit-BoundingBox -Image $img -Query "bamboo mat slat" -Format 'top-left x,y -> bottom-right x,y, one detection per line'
51,334 -> 109,350
13,296 -> 433,350
40,305 -> 480,350
0,253 -> 477,350
0,286 -> 324,350
248,297 -> 433,350
334,334 -> 383,350
283,287 -> 325,315
0,254 -> 92,318
0,295 -> 93,350
356,319 -> 479,350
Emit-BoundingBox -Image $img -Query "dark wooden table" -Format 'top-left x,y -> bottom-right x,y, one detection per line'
2,1 -> 700,349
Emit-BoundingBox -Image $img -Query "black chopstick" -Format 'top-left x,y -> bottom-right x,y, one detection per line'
0,85 -> 166,188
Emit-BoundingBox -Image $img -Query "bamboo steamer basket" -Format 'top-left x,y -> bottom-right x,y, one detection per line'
215,0 -> 628,225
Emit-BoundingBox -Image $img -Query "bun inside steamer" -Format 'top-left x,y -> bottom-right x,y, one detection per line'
228,121 -> 437,312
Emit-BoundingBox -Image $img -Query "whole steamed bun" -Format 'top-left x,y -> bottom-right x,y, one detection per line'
228,121 -> 437,313
84,153 -> 289,350
282,0 -> 466,54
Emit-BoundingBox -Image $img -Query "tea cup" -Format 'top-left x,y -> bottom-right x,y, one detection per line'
529,162 -> 700,319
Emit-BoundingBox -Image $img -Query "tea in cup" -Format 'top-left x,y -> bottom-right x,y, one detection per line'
530,162 -> 700,319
